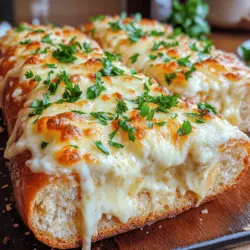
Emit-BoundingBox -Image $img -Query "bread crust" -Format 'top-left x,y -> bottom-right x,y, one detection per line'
9,145 -> 249,249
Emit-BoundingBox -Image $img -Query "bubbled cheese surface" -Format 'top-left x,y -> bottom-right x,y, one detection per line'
0,23 -> 248,250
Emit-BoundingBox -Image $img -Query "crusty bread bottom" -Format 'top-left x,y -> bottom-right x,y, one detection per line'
10,140 -> 249,249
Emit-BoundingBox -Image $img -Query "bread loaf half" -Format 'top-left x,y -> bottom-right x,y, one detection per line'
0,24 -> 249,249
83,15 -> 250,132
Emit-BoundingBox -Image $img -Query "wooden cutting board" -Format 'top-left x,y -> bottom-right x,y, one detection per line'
1,32 -> 250,250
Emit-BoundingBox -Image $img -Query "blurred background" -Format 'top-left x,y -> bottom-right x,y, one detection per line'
0,0 -> 249,28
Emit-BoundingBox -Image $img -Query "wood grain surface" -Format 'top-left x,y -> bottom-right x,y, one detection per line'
1,32 -> 250,250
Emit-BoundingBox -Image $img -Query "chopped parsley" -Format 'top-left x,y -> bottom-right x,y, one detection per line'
109,140 -> 124,148
94,140 -> 110,155
116,100 -> 128,116
184,65 -> 196,80
198,103 -> 217,115
90,15 -> 105,22
86,72 -> 106,100
53,43 -> 78,63
177,56 -> 192,67
69,36 -> 77,43
152,40 -> 179,51
15,24 -> 32,32
82,42 -> 92,53
148,77 -> 154,86
71,110 -> 86,115
148,54 -> 157,60
29,94 -> 51,119
109,19 -> 124,31
202,39 -> 212,54
99,58 -> 124,76
186,102 -> 217,123
69,145 -> 79,148
109,12 -> 127,31
144,82 -> 150,92
109,128 -> 119,140
164,73 -> 177,85
177,120 -> 192,136
34,75 -> 41,82
43,71 -> 54,85
135,92 -> 179,114
34,29 -> 45,33
90,111 -> 115,125
32,48 -> 40,54
154,121 -> 167,126
167,0 -> 210,39
25,70 -> 34,79
134,13 -> 142,22
241,45 -> 250,65
158,52 -> 171,63
126,23 -> 144,43
41,141 -> 49,149
20,39 -> 32,45
41,47 -> 49,54
61,72 -> 82,102
149,30 -> 165,37
190,42 -> 199,51
118,119 -> 136,141
45,63 -> 57,68
129,53 -> 140,64
104,51 -> 121,61
139,102 -> 154,121
41,34 -> 53,44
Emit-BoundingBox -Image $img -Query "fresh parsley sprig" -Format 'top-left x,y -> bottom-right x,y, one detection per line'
186,102 -> 217,123
177,120 -> 192,136
167,0 -> 210,39
94,140 -> 110,155
29,94 -> 51,121
61,72 -> 82,102
53,43 -> 78,63
86,72 -> 106,100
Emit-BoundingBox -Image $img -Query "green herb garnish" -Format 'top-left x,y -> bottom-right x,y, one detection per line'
71,110 -> 86,115
15,24 -> 32,32
177,120 -> 192,136
94,140 -> 110,155
90,15 -> 105,22
130,53 -> 140,64
45,64 -> 57,68
20,39 -> 32,45
53,43 -> 78,63
164,73 -> 177,85
25,70 -> 34,79
167,0 -> 210,39
86,72 -> 106,100
241,45 -> 250,65
82,42 -> 93,53
41,141 -> 49,149
109,140 -> 124,148
90,111 -> 115,125
41,34 -> 53,44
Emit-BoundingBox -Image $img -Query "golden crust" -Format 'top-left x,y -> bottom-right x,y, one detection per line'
9,141 -> 249,249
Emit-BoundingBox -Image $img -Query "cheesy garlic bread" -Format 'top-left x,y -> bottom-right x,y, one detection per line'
0,23 -> 249,250
83,15 -> 250,132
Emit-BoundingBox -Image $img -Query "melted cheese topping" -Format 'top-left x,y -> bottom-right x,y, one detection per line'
0,24 -> 249,249
84,16 -> 250,131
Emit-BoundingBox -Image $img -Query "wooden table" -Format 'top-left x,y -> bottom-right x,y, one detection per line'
211,31 -> 250,250
210,31 -> 249,53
